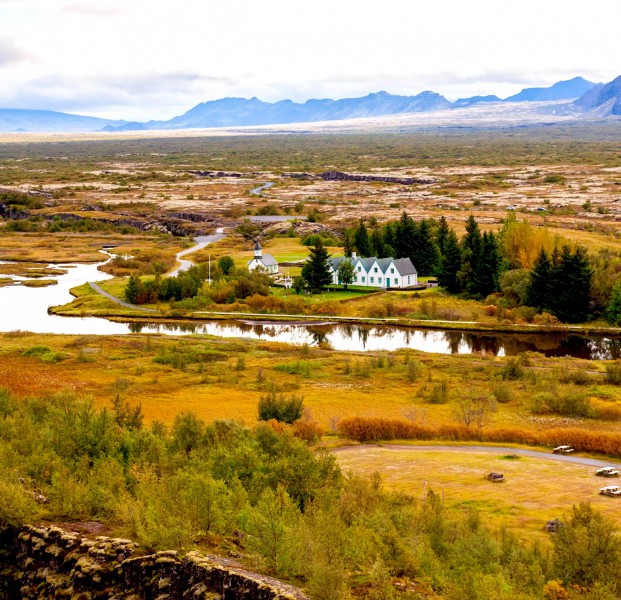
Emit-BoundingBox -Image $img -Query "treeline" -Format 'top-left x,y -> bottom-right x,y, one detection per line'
1,390 -> 620,599
347,212 -> 604,324
124,262 -> 271,306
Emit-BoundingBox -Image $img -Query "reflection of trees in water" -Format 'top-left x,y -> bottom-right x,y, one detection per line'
466,334 -> 501,356
307,327 -> 328,346
586,337 -> 621,361
443,331 -> 464,354
128,322 -> 144,333
339,323 -> 356,340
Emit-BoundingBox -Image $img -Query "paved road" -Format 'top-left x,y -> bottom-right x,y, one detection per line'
167,227 -> 227,277
88,282 -> 157,312
250,182 -> 274,196
332,444 -> 620,468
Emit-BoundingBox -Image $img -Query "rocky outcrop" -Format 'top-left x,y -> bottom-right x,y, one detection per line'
318,170 -> 435,185
0,525 -> 308,600
188,170 -> 247,179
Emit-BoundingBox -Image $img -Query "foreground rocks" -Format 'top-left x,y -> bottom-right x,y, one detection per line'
0,525 -> 308,600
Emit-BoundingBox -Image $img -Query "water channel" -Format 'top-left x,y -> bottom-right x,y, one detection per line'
2,254 -> 621,359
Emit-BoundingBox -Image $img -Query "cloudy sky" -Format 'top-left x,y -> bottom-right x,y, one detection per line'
0,0 -> 619,120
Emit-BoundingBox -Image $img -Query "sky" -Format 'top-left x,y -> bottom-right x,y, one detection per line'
0,0 -> 619,121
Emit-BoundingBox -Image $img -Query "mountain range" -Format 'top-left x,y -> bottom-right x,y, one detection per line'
1,76 -> 620,133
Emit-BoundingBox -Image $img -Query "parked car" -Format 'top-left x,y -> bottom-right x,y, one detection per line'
599,485 -> 621,497
553,445 -> 575,454
596,467 -> 620,477
487,472 -> 505,483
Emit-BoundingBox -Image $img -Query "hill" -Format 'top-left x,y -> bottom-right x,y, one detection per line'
0,109 -> 127,133
505,76 -> 595,102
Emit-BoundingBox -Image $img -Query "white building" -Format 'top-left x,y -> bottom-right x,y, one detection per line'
247,240 -> 279,275
328,253 -> 418,289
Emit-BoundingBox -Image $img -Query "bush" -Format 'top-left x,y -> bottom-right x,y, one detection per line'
498,357 -> 526,380
258,392 -> 304,424
605,363 -> 621,385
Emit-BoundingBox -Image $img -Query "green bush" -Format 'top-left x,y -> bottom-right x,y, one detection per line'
258,392 -> 304,423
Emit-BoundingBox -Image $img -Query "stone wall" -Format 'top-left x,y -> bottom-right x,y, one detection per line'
0,525 -> 308,600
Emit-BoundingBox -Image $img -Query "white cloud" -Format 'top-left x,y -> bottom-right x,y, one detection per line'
0,0 -> 619,119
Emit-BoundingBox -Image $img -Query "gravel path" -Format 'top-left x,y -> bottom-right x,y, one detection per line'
332,444 -> 620,468
88,282 -> 157,312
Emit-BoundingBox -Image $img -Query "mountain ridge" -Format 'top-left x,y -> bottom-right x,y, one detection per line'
1,75 -> 619,133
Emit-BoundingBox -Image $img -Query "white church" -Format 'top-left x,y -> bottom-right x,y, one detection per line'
247,240 -> 279,275
328,252 -> 417,289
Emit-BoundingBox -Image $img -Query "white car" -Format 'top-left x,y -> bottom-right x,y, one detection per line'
596,467 -> 620,477
599,485 -> 621,497
553,445 -> 575,454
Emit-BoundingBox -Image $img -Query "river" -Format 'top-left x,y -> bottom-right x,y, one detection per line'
2,254 -> 621,358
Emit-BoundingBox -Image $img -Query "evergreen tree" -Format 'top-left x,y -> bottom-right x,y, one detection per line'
552,245 -> 592,323
460,215 -> 484,296
436,216 -> 450,255
342,232 -> 354,257
437,230 -> 462,293
479,231 -> 501,296
382,222 -> 396,257
525,248 -> 552,309
370,228 -> 387,258
394,211 -> 416,259
353,219 -> 371,257
301,241 -> 333,291
412,218 -> 440,277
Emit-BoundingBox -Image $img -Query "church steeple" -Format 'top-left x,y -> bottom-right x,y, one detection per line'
253,240 -> 262,259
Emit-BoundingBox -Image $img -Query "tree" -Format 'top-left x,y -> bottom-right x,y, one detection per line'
394,211 -> 416,259
412,218 -> 439,276
607,281 -> 621,325
354,219 -> 371,257
549,245 -> 592,323
337,259 -> 355,289
342,232 -> 354,257
553,502 -> 621,587
124,274 -> 143,304
460,215 -> 484,296
217,255 -> 235,276
479,231 -> 501,296
301,240 -> 332,291
436,216 -> 450,256
525,248 -> 552,310
437,229 -> 462,293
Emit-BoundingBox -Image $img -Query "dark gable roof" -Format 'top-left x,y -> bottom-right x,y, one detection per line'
392,257 -> 417,276
259,253 -> 278,267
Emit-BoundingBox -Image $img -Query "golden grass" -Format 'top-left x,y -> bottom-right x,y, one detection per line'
335,446 -> 621,539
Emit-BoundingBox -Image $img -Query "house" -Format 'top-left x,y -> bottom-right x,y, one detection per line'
247,240 -> 279,274
328,252 -> 417,289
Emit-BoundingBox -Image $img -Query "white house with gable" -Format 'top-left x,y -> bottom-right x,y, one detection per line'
247,240 -> 279,275
328,252 -> 417,289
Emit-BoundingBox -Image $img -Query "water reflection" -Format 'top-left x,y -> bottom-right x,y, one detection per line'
1,257 -> 621,360
113,320 -> 621,360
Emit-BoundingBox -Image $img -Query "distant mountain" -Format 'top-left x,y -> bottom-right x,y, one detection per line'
505,77 -> 596,102
0,109 -> 127,133
452,95 -> 501,109
142,91 -> 452,130
573,75 -> 621,116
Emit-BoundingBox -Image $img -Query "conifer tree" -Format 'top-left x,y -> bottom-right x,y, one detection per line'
342,232 -> 354,257
525,248 -> 552,309
301,240 -> 333,291
607,281 -> 621,325
479,231 -> 501,296
437,229 -> 462,293
436,216 -> 450,255
412,218 -> 440,276
394,211 -> 416,259
371,228 -> 386,258
460,215 -> 484,296
353,219 -> 371,257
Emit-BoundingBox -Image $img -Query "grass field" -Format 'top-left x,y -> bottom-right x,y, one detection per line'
334,445 -> 621,540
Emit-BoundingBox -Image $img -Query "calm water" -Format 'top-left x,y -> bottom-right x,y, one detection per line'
2,256 -> 621,359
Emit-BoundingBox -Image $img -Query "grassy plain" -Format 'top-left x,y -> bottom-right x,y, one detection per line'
334,446 -> 621,539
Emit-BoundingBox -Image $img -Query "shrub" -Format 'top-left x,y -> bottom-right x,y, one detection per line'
427,380 -> 449,404
258,392 -> 304,424
605,363 -> 621,385
498,357 -> 526,380
491,382 -> 513,404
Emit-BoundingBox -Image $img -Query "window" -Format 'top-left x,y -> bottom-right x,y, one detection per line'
390,268 -> 394,274
357,266 -> 361,272
374,267 -> 378,273
362,276 -> 366,283
379,277 -> 382,283
370,277 -> 374,283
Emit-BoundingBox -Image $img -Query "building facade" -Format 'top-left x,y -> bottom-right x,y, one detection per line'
247,241 -> 279,274
328,253 -> 418,288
